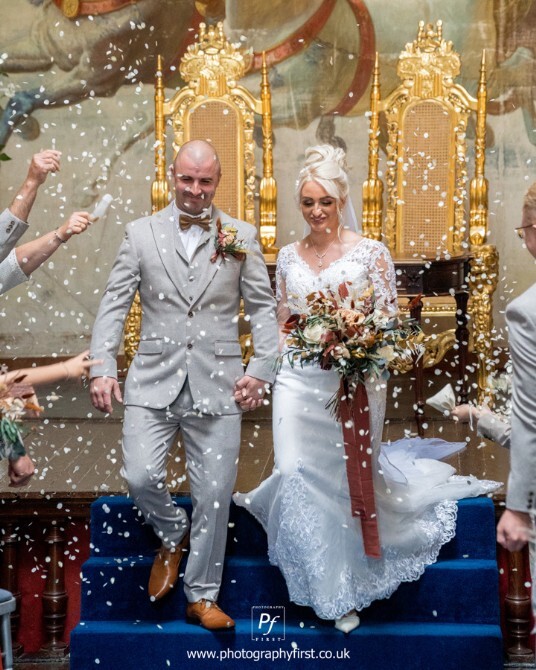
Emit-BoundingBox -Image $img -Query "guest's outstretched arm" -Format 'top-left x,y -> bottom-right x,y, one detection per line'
8,150 -> 61,222
3,350 -> 101,387
14,211 -> 92,276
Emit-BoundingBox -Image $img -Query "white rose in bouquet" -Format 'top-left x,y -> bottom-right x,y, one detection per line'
373,308 -> 391,328
302,323 -> 327,345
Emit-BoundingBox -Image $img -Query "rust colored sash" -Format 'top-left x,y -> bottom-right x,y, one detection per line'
339,380 -> 381,559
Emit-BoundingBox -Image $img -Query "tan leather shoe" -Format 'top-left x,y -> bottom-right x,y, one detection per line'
148,533 -> 189,601
186,599 -> 235,629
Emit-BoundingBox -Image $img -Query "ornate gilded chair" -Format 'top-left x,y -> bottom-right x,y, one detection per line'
124,22 -> 277,363
363,21 -> 498,428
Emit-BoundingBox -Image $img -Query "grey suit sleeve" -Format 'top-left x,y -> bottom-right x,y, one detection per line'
0,249 -> 29,295
89,224 -> 141,379
505,302 -> 536,512
477,412 -> 511,449
239,229 -> 279,384
0,208 -> 29,263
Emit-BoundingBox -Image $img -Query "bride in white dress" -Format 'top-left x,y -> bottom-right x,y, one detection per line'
233,145 -> 499,633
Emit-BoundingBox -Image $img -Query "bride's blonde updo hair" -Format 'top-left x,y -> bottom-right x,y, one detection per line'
295,144 -> 349,211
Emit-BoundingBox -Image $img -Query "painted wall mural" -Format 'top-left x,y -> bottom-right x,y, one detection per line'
0,0 -> 535,355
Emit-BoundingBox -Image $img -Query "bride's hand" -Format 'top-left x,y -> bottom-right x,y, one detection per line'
233,376 -> 268,411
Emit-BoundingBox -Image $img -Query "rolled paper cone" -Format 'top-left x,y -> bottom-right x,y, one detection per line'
425,383 -> 456,414
91,193 -> 114,221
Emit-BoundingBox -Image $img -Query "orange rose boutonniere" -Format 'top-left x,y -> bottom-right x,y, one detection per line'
210,218 -> 248,263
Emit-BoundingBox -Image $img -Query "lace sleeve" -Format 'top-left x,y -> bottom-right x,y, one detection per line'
368,242 -> 398,314
275,246 -> 292,350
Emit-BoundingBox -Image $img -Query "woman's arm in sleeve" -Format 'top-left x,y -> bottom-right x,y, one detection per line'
368,242 -> 398,314
275,250 -> 292,351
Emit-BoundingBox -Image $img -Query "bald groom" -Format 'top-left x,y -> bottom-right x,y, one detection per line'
90,140 -> 278,629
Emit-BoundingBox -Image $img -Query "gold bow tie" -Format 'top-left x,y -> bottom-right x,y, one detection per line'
179,213 -> 212,231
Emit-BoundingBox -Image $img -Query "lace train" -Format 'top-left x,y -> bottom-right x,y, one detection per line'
234,362 -> 500,621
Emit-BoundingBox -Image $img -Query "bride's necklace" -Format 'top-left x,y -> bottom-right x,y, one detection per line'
309,237 -> 337,267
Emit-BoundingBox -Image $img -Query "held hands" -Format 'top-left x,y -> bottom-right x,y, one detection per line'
233,375 -> 268,412
497,509 -> 533,552
90,376 -> 123,414
56,211 -> 93,242
8,454 -> 35,488
27,149 -> 61,185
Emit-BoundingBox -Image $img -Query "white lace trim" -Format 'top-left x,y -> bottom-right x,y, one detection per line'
275,239 -> 398,315
266,468 -> 459,621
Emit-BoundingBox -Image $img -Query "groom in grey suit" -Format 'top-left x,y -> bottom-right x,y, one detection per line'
90,140 -> 278,629
497,181 -> 536,615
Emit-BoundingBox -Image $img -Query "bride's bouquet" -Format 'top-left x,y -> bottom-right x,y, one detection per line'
283,280 -> 421,558
282,281 -> 420,414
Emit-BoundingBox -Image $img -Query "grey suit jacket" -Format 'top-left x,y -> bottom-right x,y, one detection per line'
505,281 -> 536,512
0,208 -> 30,295
0,208 -> 28,263
0,250 -> 28,296
90,204 -> 279,414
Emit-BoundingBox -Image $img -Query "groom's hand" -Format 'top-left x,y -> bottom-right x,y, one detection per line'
233,376 -> 268,412
90,376 -> 122,413
497,509 -> 532,553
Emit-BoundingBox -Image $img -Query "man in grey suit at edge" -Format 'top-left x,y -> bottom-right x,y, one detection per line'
497,181 -> 536,616
89,140 -> 279,629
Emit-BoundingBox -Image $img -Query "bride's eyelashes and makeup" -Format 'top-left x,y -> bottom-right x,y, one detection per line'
300,182 -> 339,233
300,196 -> 337,219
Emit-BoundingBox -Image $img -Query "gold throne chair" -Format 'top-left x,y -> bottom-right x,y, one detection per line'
124,22 -> 277,364
363,21 -> 498,425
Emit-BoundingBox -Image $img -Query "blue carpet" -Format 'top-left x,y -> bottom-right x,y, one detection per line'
70,496 -> 503,670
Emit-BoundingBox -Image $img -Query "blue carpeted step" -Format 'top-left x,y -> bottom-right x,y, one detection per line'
88,496 -> 271,557
89,496 -> 163,557
80,555 -> 499,625
70,619 -> 503,670
75,495 -> 502,669
90,496 -> 496,560
437,497 -> 497,561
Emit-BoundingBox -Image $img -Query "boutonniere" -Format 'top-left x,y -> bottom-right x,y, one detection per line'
210,218 -> 248,263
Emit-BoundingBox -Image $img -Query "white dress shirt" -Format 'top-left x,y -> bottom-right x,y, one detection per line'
173,202 -> 212,261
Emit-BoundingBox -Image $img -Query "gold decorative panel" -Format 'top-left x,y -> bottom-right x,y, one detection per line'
363,20 -> 498,403
398,101 -> 454,256
188,100 -> 242,219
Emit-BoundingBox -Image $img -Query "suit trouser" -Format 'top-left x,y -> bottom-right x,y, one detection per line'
121,381 -> 242,603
